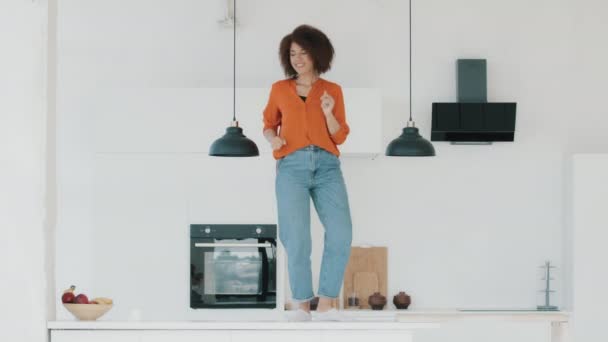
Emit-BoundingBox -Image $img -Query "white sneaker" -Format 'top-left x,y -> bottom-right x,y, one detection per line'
313,308 -> 349,321
287,309 -> 312,322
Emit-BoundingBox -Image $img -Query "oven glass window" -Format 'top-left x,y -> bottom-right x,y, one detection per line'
204,248 -> 261,294
191,239 -> 276,297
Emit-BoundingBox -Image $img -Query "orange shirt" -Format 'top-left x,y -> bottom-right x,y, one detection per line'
262,78 -> 350,159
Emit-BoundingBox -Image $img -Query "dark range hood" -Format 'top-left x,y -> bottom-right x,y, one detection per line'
431,59 -> 517,143
431,102 -> 516,142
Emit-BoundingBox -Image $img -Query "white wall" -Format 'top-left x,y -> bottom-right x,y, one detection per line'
53,0 -> 608,338
0,1 -> 49,341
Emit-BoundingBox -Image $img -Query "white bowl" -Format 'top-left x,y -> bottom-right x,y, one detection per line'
63,303 -> 113,321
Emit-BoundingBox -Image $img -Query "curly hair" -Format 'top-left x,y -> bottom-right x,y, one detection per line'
279,25 -> 335,78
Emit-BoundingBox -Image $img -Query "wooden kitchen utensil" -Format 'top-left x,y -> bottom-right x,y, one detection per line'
342,246 -> 387,309
353,272 -> 378,309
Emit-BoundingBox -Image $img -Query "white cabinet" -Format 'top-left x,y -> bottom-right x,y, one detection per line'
338,88 -> 383,156
52,330 -> 232,342
141,330 -> 231,342
51,330 -> 140,342
48,321 -> 420,342
321,331 -> 411,342
51,329 -> 412,342
572,154 -> 608,342
89,88 -> 382,156
232,331 -> 321,342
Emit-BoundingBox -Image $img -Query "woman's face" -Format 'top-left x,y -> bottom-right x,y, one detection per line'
290,42 -> 314,76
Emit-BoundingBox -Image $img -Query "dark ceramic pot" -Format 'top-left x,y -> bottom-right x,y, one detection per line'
368,292 -> 387,310
393,291 -> 411,309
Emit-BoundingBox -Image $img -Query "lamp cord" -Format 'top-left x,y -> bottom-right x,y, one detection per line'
233,0 -> 236,122
409,0 -> 412,122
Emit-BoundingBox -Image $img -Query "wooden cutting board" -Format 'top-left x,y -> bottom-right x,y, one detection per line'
353,272 -> 379,309
343,246 -> 387,309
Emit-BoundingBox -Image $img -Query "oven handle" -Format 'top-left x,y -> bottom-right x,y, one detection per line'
194,242 -> 272,248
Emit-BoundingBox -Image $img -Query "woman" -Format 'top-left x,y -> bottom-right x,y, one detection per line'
262,25 -> 352,322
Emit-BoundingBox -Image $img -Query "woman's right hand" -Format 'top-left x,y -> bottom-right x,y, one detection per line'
270,136 -> 286,150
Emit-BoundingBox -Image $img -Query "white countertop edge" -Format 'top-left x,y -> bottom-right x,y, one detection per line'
47,321 -> 438,330
397,309 -> 569,316
395,310 -> 569,322
47,310 -> 570,330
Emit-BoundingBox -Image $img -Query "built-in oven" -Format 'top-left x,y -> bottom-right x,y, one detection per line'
190,224 -> 277,309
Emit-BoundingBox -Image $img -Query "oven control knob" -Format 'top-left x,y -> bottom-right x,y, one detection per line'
256,227 -> 262,234
204,228 -> 211,234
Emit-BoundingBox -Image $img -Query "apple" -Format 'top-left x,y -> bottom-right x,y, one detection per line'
61,285 -> 76,303
74,294 -> 89,304
61,292 -> 75,303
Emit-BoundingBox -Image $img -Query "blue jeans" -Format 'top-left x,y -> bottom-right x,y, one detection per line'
275,145 -> 353,303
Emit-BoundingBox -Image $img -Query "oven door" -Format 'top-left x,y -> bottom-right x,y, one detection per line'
190,238 -> 276,308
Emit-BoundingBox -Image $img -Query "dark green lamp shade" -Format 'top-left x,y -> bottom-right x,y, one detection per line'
386,126 -> 436,157
209,126 -> 259,157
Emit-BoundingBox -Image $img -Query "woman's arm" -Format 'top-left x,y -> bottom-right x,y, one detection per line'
263,84 -> 286,150
263,128 -> 277,142
324,112 -> 341,135
321,88 -> 350,144
264,129 -> 285,150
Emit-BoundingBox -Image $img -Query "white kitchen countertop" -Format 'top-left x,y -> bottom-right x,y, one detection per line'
48,309 -> 569,330
47,321 -> 437,330
394,309 -> 570,322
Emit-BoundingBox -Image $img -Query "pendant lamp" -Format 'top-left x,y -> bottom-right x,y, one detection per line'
385,0 -> 435,157
209,0 -> 259,157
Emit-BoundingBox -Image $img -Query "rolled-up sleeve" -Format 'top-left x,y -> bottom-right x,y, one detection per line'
262,84 -> 281,134
330,86 -> 350,145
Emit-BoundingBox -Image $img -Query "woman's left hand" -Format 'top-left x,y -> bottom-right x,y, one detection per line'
320,90 -> 335,116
